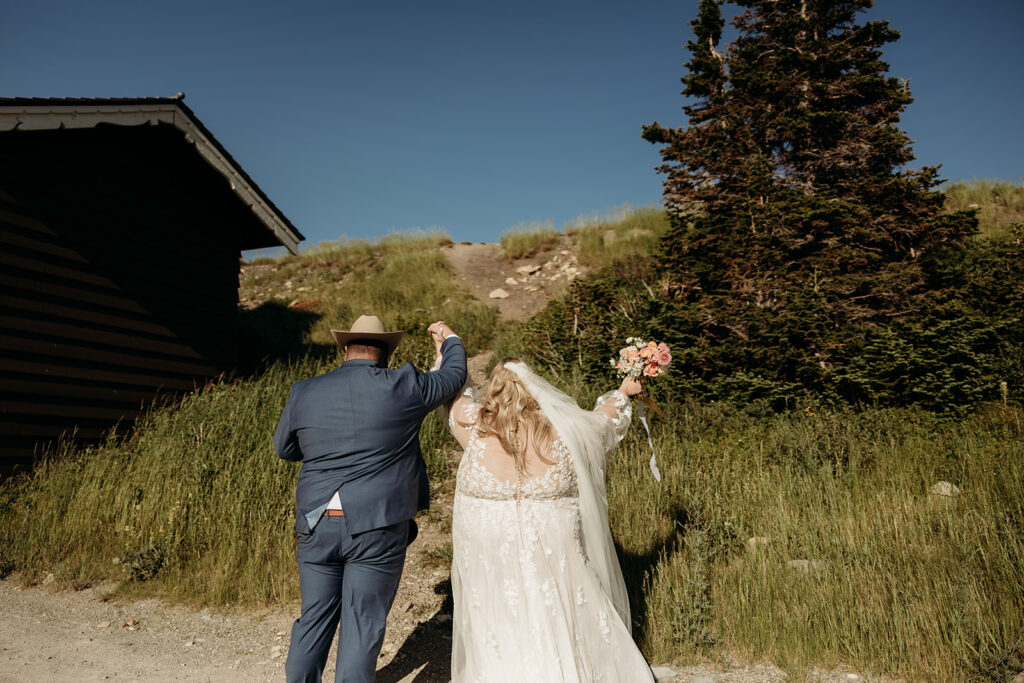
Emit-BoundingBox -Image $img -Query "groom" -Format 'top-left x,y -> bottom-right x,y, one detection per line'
274,315 -> 466,682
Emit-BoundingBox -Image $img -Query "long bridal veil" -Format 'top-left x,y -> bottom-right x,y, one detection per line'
503,361 -> 632,627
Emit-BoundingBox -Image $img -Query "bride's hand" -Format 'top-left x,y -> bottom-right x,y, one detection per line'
618,377 -> 643,397
427,321 -> 450,354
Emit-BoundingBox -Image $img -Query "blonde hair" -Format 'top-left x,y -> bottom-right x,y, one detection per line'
473,358 -> 554,476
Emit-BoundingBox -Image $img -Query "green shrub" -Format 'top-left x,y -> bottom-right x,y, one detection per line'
826,315 -> 1006,413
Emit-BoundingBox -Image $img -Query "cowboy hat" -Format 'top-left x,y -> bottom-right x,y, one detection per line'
330,315 -> 405,358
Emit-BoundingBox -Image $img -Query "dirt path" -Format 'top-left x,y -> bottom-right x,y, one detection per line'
0,511 -> 456,683
441,239 -> 581,321
0,570 -> 899,682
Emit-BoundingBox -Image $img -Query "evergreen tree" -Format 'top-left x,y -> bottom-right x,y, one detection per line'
643,0 -> 977,403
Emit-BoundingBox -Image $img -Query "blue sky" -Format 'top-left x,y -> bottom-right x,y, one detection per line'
2,0 -> 1021,253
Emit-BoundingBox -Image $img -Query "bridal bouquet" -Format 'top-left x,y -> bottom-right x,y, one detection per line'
610,337 -> 672,380
610,337 -> 671,482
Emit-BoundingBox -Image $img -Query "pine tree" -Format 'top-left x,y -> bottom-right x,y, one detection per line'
643,0 -> 977,402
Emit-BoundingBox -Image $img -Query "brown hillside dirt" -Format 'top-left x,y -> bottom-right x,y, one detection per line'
441,238 -> 581,322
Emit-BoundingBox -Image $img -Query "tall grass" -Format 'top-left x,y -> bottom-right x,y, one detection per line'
0,359 -> 315,604
944,179 -> 1024,240
608,399 -> 1024,680
566,204 -> 670,270
0,356 -> 463,605
499,221 -> 560,259
241,230 -> 499,363
497,206 -> 670,268
2,367 -> 1021,677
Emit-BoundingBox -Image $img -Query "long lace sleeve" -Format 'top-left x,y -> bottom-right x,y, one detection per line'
593,389 -> 632,444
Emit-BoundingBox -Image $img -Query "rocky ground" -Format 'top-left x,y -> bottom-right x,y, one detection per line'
440,238 -> 581,321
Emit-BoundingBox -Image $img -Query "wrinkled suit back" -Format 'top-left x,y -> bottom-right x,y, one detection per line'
274,337 -> 466,534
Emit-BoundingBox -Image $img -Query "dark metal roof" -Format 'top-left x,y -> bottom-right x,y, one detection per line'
0,95 -> 304,253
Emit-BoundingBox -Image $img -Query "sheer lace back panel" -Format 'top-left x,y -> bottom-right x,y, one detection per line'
450,391 -> 578,501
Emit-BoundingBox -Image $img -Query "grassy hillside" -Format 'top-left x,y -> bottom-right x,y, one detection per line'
944,179 -> 1024,240
2,203 -> 1022,679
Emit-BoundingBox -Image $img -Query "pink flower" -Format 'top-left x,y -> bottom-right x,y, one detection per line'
639,346 -> 652,358
625,347 -> 640,361
643,363 -> 660,377
657,349 -> 672,366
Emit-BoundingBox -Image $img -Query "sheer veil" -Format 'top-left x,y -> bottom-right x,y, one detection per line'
504,361 -> 632,627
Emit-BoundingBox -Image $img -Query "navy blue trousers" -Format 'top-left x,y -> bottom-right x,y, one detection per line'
285,515 -> 409,683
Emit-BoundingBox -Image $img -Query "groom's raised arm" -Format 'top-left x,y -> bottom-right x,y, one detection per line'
418,335 -> 467,411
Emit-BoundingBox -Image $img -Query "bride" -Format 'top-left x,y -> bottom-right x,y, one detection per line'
438,349 -> 655,682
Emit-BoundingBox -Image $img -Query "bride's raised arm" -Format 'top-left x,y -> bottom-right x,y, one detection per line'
446,386 -> 480,448
593,376 -> 642,444
430,347 -> 480,450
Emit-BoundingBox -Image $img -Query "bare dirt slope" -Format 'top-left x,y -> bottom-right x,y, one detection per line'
441,239 -> 581,321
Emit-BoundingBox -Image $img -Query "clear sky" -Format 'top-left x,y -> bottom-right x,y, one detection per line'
3,1 -> 1021,253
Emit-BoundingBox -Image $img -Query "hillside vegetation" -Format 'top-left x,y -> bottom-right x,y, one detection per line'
2,186 -> 1023,679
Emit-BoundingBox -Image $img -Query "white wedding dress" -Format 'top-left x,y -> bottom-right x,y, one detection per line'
447,386 -> 655,683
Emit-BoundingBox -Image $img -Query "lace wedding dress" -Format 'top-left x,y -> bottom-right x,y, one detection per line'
447,386 -> 655,682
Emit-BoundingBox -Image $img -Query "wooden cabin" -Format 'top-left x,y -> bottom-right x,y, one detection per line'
0,96 -> 304,474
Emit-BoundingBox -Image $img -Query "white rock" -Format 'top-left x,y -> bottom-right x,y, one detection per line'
525,286 -> 540,292
488,288 -> 510,299
746,536 -> 770,552
270,645 -> 283,659
1008,671 -> 1024,683
650,665 -> 678,681
505,277 -> 518,285
787,559 -> 826,573
516,264 -> 540,275
42,573 -> 55,585
929,481 -> 961,497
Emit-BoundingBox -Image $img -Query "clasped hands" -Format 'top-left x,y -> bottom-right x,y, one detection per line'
427,321 -> 456,355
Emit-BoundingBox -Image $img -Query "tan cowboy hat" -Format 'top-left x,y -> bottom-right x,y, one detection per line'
330,315 -> 405,358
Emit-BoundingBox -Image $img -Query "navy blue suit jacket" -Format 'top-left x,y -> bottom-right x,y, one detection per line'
274,336 -> 467,534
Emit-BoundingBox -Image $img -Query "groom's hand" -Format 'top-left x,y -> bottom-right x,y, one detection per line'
428,321 -> 456,354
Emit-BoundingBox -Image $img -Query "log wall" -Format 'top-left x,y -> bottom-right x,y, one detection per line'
0,124 -> 253,474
